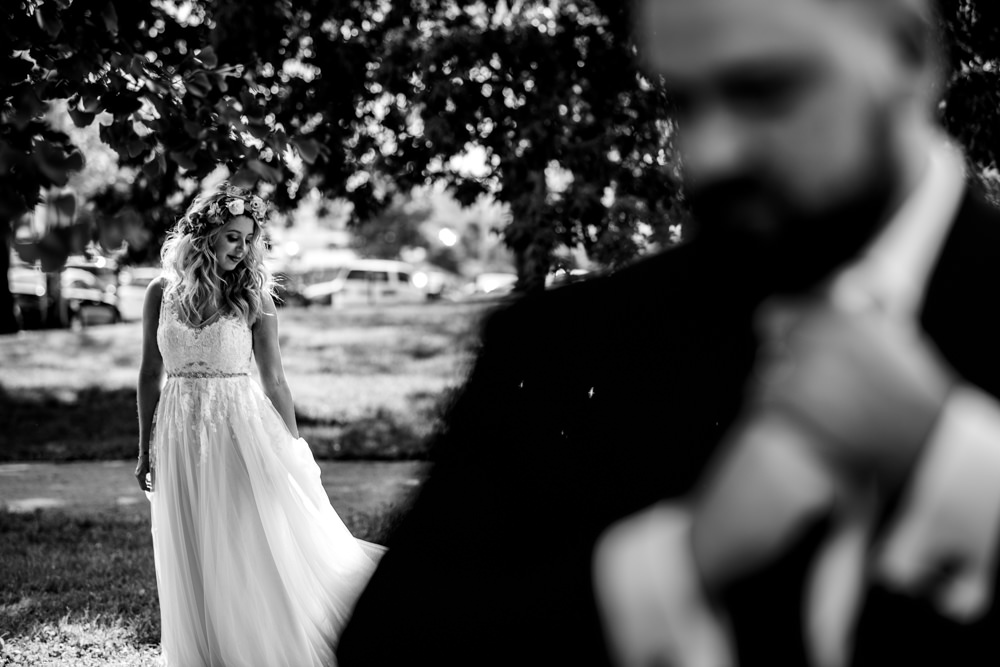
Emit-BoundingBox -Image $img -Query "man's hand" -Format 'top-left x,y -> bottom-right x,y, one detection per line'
594,504 -> 734,667
753,300 -> 954,488
686,300 -> 957,662
874,387 -> 1000,622
135,452 -> 151,492
691,411 -> 841,590
692,300 -> 954,589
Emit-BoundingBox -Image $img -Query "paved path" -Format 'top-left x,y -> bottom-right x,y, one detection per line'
0,460 -> 429,516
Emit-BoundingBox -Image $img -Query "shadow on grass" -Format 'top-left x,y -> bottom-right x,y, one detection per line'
301,387 -> 459,461
0,503 -> 407,661
0,386 -> 138,461
0,385 -> 452,462
0,509 -> 161,646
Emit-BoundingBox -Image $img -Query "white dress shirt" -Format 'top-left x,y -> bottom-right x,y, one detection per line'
594,136 -> 1000,667
807,135 -> 1000,666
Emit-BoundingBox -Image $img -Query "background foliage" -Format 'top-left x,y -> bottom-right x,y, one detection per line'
2,0 -> 999,330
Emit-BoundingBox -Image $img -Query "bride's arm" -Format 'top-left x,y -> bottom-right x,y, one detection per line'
252,292 -> 299,438
136,277 -> 166,491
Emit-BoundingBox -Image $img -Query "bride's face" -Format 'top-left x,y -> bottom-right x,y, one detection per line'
213,216 -> 256,273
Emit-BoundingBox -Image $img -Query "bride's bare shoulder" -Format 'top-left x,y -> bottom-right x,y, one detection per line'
251,290 -> 278,330
142,276 -> 170,320
147,275 -> 168,294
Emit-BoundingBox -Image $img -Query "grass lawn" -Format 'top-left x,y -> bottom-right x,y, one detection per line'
0,503 -> 401,666
0,460 -> 423,666
0,509 -> 163,666
0,300 -> 494,462
0,300 -> 488,663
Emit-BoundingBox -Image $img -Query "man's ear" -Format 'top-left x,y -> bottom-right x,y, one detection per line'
889,2 -> 937,69
873,0 -> 945,109
841,0 -> 939,69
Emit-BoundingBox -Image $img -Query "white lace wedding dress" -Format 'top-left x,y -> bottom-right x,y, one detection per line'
148,283 -> 384,666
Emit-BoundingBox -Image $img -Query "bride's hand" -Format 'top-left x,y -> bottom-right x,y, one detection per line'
135,453 -> 151,492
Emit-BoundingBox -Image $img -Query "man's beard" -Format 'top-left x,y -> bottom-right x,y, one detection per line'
688,147 -> 898,297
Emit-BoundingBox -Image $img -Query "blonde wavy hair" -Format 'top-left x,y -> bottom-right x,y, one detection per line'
160,182 -> 273,326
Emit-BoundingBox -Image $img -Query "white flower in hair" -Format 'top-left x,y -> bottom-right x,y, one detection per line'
227,198 -> 245,216
250,196 -> 266,217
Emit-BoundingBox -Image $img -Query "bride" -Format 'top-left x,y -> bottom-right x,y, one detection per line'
134,182 -> 384,666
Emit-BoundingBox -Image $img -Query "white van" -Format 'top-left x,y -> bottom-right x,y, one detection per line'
300,259 -> 428,307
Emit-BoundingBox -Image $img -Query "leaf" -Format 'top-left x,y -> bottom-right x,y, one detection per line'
183,119 -> 204,139
65,150 -> 85,173
127,139 -> 146,159
128,55 -> 146,79
247,122 -> 270,140
67,106 -> 95,128
168,151 -> 198,171
0,57 -> 33,87
142,151 -> 168,180
9,86 -> 47,130
247,159 -> 282,183
81,95 -> 103,114
0,143 -> 24,177
196,46 -> 218,69
101,2 -> 119,35
35,7 -> 63,38
12,240 -> 41,265
270,131 -> 289,155
33,142 -> 84,186
240,90 -> 265,121
230,168 -> 259,188
38,229 -> 71,273
142,157 -> 160,179
137,117 -> 162,133
49,191 -> 78,227
291,137 -> 321,164
101,90 -> 142,115
185,72 -> 212,98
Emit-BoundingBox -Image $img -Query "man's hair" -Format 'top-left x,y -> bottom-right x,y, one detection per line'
834,0 -> 948,101
843,0 -> 943,66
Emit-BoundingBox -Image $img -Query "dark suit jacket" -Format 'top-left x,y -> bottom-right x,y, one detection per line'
337,190 -> 1000,666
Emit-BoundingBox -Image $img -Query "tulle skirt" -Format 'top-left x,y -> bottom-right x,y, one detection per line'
148,376 -> 383,667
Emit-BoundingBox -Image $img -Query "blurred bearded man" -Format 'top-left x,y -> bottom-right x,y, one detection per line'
338,1 -> 1000,666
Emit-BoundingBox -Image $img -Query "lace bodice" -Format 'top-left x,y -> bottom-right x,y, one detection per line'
157,282 -> 253,377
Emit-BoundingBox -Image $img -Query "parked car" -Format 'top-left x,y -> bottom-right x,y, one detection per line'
463,272 -> 519,298
117,266 -> 163,321
300,259 -> 429,307
9,265 -> 46,329
65,257 -> 118,292
10,265 -> 120,329
546,268 -> 591,288
61,268 -> 121,328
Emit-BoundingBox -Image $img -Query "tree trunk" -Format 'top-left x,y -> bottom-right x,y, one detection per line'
0,224 -> 19,334
508,169 -> 553,294
512,239 -> 551,294
44,270 -> 65,328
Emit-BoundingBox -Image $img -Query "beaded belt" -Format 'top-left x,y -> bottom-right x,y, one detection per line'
167,370 -> 249,379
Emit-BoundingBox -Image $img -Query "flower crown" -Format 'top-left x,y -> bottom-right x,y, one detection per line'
178,185 -> 268,237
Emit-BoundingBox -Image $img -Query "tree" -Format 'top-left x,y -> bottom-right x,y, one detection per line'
0,0 -> 397,331
366,0 -> 1000,291
4,0 -> 1000,330
369,0 -> 683,291
351,195 -> 432,259
938,1 -> 1000,183
0,1 -> 261,329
